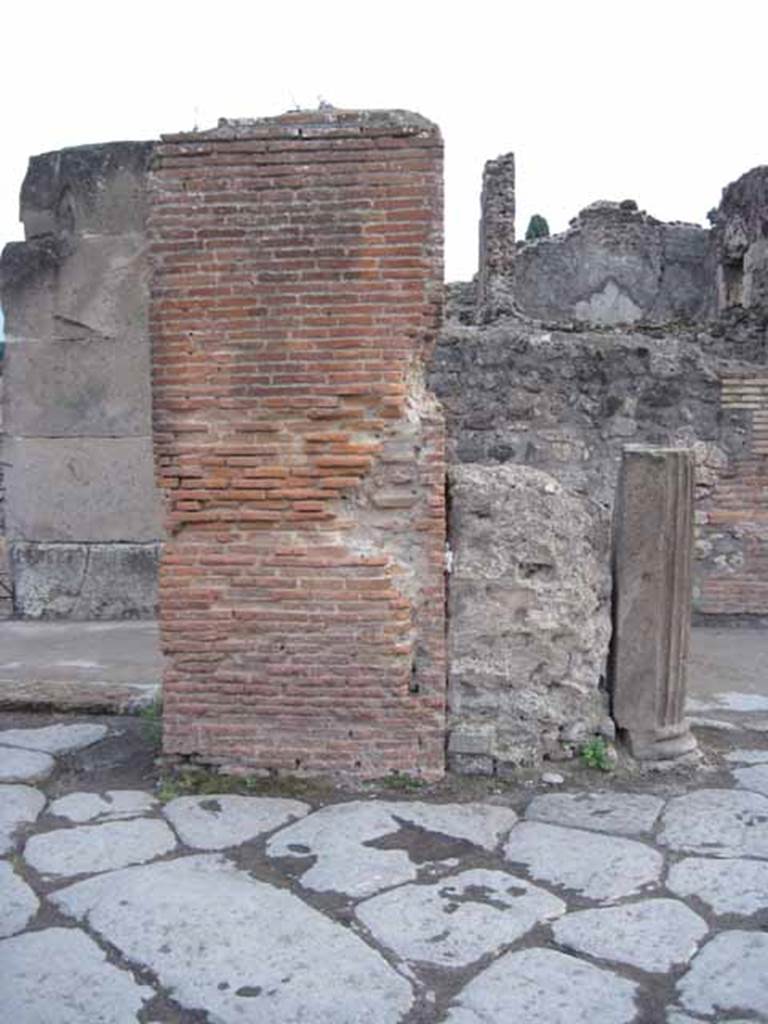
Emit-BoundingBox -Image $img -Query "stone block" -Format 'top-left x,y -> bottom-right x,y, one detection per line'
4,437 -> 163,542
0,238 -> 58,341
447,464 -> 612,767
4,337 -> 151,437
20,142 -> 153,238
53,233 -> 148,342
612,446 -> 698,759
9,543 -> 159,619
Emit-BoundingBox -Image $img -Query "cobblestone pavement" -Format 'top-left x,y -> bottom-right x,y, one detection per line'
1,717 -> 767,1023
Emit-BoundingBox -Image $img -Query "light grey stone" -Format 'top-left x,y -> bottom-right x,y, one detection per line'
553,898 -> 708,973
447,464 -> 611,769
726,748 -> 768,765
356,868 -> 565,967
733,763 -> 768,797
612,447 -> 698,761
658,788 -> 768,857
444,947 -> 639,1024
667,1014 -> 707,1024
0,926 -> 151,1022
526,791 -> 664,836
10,542 -> 160,620
667,856 -> 768,916
541,772 -> 564,785
0,859 -> 39,937
163,794 -> 310,850
53,234 -> 148,343
4,437 -> 163,542
24,817 -> 176,877
50,790 -> 157,823
677,931 -> 768,1018
503,822 -> 663,902
4,337 -> 151,437
52,854 -> 413,1024
0,745 -> 55,783
0,784 -> 46,854
267,800 -> 517,897
0,722 -> 108,754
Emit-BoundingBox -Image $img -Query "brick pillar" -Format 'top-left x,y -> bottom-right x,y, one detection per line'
612,447 -> 698,760
149,110 -> 446,779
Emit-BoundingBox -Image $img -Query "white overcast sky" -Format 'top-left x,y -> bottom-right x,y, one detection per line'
2,0 -> 767,284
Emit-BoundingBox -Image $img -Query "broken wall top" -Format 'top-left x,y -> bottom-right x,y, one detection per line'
19,142 -> 154,240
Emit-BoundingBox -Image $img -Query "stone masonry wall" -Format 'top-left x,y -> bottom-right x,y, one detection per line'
0,143 -> 162,619
150,110 -> 446,778
432,311 -> 768,620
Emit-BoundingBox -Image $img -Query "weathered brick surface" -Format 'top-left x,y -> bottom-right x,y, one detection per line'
149,110 -> 446,778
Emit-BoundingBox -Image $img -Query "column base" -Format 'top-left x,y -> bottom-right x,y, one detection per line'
622,720 -> 699,761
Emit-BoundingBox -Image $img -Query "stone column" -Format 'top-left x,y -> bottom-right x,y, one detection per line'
612,447 -> 698,760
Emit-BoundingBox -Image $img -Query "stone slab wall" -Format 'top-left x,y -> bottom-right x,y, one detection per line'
150,110 -> 446,779
0,143 -> 162,619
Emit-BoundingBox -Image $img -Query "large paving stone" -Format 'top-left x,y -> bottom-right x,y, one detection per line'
0,745 -> 55,783
667,856 -> 768,916
525,791 -> 663,836
503,822 -> 663,902
24,817 -> 176,877
52,854 -> 414,1024
553,898 -> 707,973
658,788 -> 768,857
266,800 -> 518,897
677,931 -> 768,1018
444,947 -> 638,1024
0,926 -> 152,1022
4,436 -> 163,542
725,748 -> 768,765
0,722 -> 108,754
163,794 -> 309,850
0,784 -> 46,854
732,763 -> 768,797
356,868 -> 565,967
50,790 -> 157,823
0,859 -> 39,937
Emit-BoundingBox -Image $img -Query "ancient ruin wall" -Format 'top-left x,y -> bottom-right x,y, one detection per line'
0,143 -> 162,619
150,110 -> 447,778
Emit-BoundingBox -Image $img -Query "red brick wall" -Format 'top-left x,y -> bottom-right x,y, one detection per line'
149,110 -> 446,778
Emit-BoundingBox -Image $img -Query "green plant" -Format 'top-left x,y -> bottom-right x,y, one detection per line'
580,737 -> 613,772
139,697 -> 163,747
525,213 -> 550,241
378,772 -> 425,792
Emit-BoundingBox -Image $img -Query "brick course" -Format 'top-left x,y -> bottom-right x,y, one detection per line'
149,110 -> 446,778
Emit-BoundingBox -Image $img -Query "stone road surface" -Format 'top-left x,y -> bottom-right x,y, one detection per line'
1,718 -> 768,1023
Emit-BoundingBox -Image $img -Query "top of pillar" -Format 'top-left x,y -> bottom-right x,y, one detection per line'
161,108 -> 440,143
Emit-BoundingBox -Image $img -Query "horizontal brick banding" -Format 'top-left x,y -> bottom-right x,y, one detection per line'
149,110 -> 446,778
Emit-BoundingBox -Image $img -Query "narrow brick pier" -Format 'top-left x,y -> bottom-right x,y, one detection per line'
149,109 -> 446,778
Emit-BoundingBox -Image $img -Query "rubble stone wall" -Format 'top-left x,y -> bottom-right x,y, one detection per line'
150,110 -> 446,778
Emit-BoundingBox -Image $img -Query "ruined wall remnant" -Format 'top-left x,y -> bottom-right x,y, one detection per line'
477,153 -> 515,314
0,143 -> 163,619
612,447 -> 698,760
448,464 -> 611,772
713,166 -> 768,311
478,161 -> 713,326
150,110 -> 446,778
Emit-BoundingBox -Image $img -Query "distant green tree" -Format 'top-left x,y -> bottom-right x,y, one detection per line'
525,214 -> 550,241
